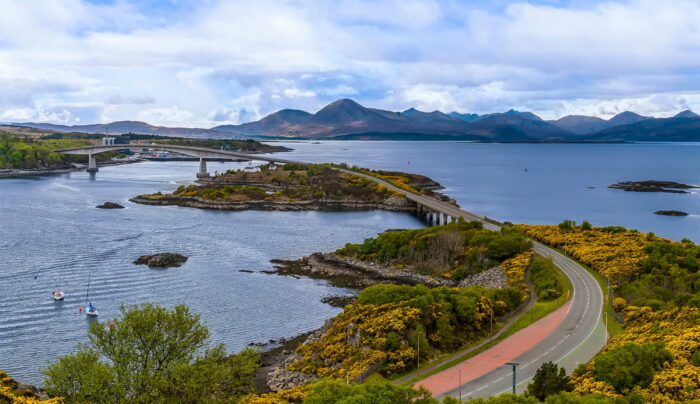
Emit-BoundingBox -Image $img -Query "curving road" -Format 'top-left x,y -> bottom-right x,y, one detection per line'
59,145 -> 607,398
342,170 -> 607,399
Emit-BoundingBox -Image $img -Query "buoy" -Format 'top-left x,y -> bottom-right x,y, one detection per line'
78,307 -> 83,312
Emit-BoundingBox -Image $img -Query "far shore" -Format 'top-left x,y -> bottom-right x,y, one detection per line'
0,158 -> 143,179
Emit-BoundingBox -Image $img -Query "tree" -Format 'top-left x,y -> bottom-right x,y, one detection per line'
43,303 -> 260,404
527,362 -> 570,401
592,342 -> 672,393
580,221 -> 592,231
303,379 -> 437,404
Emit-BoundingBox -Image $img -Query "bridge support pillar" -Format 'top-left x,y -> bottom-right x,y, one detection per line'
439,212 -> 445,225
197,158 -> 209,178
87,154 -> 98,173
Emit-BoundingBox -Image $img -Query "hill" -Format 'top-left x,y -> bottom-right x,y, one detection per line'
6,100 -> 700,142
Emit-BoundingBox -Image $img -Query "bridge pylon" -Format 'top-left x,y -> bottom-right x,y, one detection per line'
87,154 -> 98,173
197,157 -> 210,178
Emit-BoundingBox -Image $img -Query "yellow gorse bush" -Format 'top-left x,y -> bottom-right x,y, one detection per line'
516,225 -> 651,285
571,307 -> 700,403
501,250 -> 534,299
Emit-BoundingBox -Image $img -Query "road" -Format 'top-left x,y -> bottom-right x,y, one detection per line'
59,145 -> 607,398
345,169 -> 607,399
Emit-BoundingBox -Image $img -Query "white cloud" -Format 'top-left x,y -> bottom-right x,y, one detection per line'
137,106 -> 195,126
0,0 -> 699,125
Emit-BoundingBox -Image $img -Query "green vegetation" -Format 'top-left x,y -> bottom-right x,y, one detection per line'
302,379 -> 435,404
397,254 -> 571,387
530,257 -> 566,301
623,239 -> 700,310
289,283 -> 523,381
591,342 -> 672,393
0,133 -> 119,169
527,362 -> 571,401
161,163 -> 395,203
43,303 -> 260,404
337,221 -> 532,280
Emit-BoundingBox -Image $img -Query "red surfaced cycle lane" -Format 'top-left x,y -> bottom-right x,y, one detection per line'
414,300 -> 572,397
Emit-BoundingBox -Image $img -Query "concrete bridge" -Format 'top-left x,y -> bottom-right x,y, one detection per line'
55,144 -> 300,178
56,143 -> 605,398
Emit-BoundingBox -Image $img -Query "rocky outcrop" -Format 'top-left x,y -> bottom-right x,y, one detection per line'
96,201 -> 125,209
654,210 -> 689,216
264,322 -> 331,392
133,253 -> 188,267
129,194 -> 416,212
271,253 -> 455,289
458,265 -> 508,289
609,180 -> 698,193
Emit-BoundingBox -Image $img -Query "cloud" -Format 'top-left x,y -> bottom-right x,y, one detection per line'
137,106 -> 195,126
105,94 -> 156,105
1,0 -> 699,126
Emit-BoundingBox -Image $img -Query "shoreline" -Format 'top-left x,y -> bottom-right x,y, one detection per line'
0,158 -> 143,178
129,194 -> 418,212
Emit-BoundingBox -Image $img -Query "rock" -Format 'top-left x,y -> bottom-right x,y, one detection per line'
133,253 -> 188,267
96,201 -> 125,209
609,180 -> 697,193
458,266 -> 508,289
654,210 -> 689,216
320,295 -> 356,307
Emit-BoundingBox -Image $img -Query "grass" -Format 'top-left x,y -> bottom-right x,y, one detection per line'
393,256 -> 572,387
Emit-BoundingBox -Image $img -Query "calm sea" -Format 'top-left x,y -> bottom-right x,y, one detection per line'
0,141 -> 697,384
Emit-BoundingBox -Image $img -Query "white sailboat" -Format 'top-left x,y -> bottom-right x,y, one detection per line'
52,266 -> 64,301
82,271 -> 98,316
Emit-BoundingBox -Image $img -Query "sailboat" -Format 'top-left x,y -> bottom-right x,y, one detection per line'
82,271 -> 98,316
52,266 -> 65,301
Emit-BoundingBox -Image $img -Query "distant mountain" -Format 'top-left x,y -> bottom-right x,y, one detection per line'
12,120 -> 214,138
7,100 -> 699,142
583,114 -> 700,142
551,115 -> 608,135
606,111 -> 651,127
449,112 -> 480,122
475,109 -> 543,122
675,110 -> 700,119
467,114 -> 571,140
551,111 -> 652,135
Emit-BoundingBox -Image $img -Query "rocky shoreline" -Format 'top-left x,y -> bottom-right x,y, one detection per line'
129,194 -> 417,212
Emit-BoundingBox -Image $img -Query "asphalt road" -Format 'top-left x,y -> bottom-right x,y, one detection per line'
345,169 -> 607,399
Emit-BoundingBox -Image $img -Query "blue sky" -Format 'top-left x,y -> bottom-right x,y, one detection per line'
1,0 -> 699,127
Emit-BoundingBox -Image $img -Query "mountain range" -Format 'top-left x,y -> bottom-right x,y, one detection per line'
6,99 -> 700,142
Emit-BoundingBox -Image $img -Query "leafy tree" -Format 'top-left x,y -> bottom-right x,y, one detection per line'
303,379 -> 437,404
526,362 -> 570,401
592,342 -> 672,393
43,303 -> 260,404
580,221 -> 592,231
558,220 -> 576,231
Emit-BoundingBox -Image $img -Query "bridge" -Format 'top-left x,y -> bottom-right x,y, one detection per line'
55,143 -> 300,178
57,143 -> 606,399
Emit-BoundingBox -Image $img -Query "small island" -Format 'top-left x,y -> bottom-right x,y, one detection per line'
96,202 -> 125,209
134,253 -> 188,267
609,180 -> 698,193
654,210 -> 689,216
130,163 -> 450,212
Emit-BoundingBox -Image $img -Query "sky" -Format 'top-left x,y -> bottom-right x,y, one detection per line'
1,0 -> 699,127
